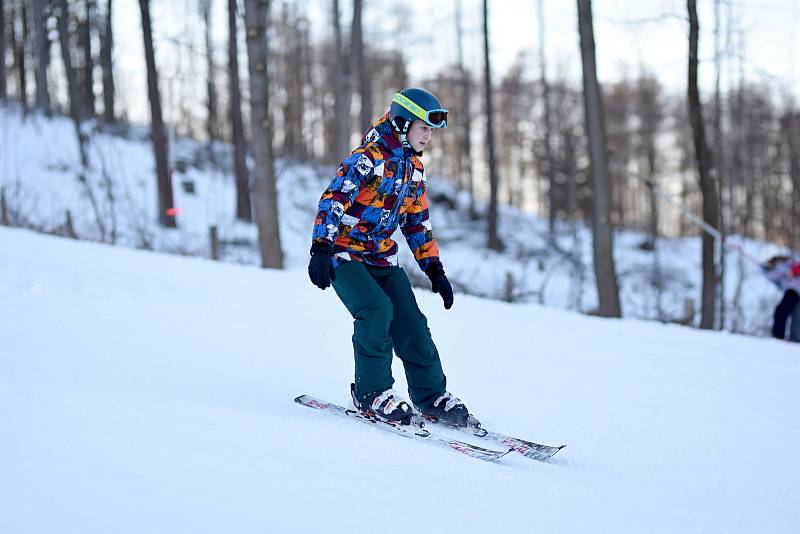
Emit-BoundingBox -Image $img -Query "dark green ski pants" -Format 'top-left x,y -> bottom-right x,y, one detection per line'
332,260 -> 446,409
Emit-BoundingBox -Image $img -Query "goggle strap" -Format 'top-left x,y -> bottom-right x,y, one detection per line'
392,92 -> 448,128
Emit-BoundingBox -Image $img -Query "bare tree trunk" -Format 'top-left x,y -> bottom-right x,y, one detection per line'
713,0 -> 726,329
228,0 -> 252,221
200,0 -> 217,144
32,0 -> 49,113
0,0 -> 8,100
640,105 -> 664,318
276,4 -> 305,157
244,0 -> 283,268
788,111 -> 800,251
99,0 -> 115,123
80,0 -> 96,117
55,0 -> 86,128
56,0 -> 108,238
0,0 -> 6,101
538,0 -> 557,236
483,0 -> 502,251
455,0 -> 475,219
687,0 -> 719,329
298,15 -> 312,158
351,0 -> 370,134
638,77 -> 661,249
726,19 -> 742,240
577,0 -> 621,318
138,0 -> 176,228
332,0 -> 351,161
12,0 -> 27,109
564,126 -> 584,311
290,11 -> 307,158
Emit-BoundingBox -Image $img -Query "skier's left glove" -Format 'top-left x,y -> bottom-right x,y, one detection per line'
425,261 -> 454,310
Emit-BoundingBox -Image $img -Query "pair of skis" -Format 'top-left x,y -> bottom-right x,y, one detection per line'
295,394 -> 565,464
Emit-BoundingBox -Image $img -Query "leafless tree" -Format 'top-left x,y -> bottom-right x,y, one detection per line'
351,0 -> 370,135
713,0 -> 726,328
273,3 -> 308,157
243,0 -> 283,268
547,76 -> 590,225
455,0 -> 475,218
605,80 -> 633,226
11,0 -> 27,109
79,0 -> 97,117
633,74 -> 663,247
497,59 -> 531,210
483,0 -> 502,251
200,0 -> 217,144
228,0 -> 252,221
138,0 -> 176,228
632,74 -> 665,317
99,0 -> 115,123
291,9 -> 311,158
54,0 -> 86,134
687,0 -> 720,329
31,0 -> 49,113
783,110 -> 800,250
577,0 -> 621,318
54,0 -> 110,238
537,0 -> 557,236
0,0 -> 6,101
331,0 -> 351,161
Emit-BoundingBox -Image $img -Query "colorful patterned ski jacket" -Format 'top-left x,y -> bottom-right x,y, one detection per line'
311,113 -> 440,271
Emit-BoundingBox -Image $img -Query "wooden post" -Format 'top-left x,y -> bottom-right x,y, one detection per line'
505,272 -> 515,303
209,225 -> 219,260
64,210 -> 78,239
1,186 -> 8,225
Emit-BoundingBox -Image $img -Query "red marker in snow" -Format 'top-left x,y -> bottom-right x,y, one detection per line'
166,207 -> 182,217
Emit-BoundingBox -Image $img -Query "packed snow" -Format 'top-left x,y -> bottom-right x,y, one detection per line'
2,227 -> 798,533
2,101 -> 799,532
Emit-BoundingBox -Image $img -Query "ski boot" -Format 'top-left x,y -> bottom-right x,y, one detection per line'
351,383 -> 414,425
417,392 -> 470,427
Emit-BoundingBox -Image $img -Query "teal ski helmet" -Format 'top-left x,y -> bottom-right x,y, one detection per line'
389,88 -> 448,149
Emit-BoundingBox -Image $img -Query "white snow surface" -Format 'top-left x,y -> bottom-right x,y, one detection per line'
2,227 -> 799,533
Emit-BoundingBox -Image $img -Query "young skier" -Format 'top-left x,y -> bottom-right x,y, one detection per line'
308,88 -> 470,426
762,254 -> 800,342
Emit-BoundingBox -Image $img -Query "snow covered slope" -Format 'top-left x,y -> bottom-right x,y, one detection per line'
1,227 -> 798,533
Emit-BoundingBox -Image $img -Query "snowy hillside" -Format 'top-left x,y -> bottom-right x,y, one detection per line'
2,227 -> 798,533
0,105 -> 786,337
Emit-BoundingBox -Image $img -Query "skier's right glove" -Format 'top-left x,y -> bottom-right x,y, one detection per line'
425,261 -> 454,310
308,243 -> 336,290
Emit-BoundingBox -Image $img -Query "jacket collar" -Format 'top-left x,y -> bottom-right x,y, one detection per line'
360,113 -> 422,158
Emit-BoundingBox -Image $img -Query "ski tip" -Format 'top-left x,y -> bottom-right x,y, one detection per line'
294,394 -> 309,403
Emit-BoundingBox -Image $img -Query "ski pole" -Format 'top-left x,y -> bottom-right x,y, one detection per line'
641,178 -> 763,267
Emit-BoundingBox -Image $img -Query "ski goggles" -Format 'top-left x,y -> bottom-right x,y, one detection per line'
392,93 -> 449,128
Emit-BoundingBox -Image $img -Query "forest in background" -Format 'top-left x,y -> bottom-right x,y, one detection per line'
1,0 -> 798,329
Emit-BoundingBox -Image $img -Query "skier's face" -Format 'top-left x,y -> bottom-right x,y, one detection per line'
407,120 -> 434,152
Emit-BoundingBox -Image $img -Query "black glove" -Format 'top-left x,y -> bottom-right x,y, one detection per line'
308,244 -> 336,290
425,261 -> 454,310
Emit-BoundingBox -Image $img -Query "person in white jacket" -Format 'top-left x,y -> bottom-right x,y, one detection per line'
762,254 -> 800,341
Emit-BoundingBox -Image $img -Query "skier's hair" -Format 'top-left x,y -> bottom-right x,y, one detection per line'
765,255 -> 791,270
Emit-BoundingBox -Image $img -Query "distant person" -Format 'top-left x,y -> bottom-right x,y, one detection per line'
307,88 -> 471,426
762,254 -> 800,342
